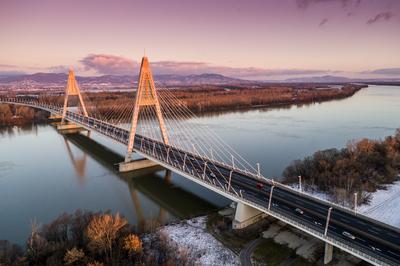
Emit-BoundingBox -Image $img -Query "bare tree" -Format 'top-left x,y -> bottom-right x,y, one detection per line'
86,213 -> 127,262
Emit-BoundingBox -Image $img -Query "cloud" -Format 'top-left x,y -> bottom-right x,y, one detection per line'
79,54 -> 330,79
366,11 -> 395,25
47,65 -> 70,73
80,54 -> 139,75
0,64 -> 28,76
362,68 -> 400,75
0,63 -> 48,74
296,0 -> 354,9
319,18 -> 329,26
0,64 -> 19,69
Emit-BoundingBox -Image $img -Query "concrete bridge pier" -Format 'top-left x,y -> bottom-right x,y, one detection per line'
56,123 -> 87,134
49,114 -> 62,121
119,158 -> 161,172
324,243 -> 333,264
232,202 -> 267,229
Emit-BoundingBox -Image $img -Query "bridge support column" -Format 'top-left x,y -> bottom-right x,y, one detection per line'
324,242 -> 333,264
125,56 -> 169,162
232,202 -> 267,229
119,158 -> 160,172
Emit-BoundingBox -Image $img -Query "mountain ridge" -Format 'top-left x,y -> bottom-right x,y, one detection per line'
0,72 -> 248,85
1,72 -> 399,85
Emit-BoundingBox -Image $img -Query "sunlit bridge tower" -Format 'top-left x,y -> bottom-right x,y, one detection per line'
61,68 -> 88,123
125,56 -> 169,162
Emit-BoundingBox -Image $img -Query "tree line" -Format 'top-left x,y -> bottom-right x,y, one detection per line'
283,129 -> 400,205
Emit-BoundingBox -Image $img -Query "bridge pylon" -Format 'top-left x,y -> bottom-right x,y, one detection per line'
61,68 -> 88,123
125,56 -> 169,162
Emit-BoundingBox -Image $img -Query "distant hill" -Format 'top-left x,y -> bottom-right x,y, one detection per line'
0,72 -> 248,86
284,75 -> 352,83
283,75 -> 400,83
2,72 -> 399,86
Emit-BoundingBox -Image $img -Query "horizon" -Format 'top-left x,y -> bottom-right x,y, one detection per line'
2,70 -> 400,83
1,0 -> 400,80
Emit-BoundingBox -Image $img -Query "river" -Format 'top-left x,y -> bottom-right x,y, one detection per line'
0,85 -> 399,244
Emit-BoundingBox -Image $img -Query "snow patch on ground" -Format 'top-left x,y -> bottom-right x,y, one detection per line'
160,216 -> 240,266
358,180 -> 400,228
263,222 -> 320,261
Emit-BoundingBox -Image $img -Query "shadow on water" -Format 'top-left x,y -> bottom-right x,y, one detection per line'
62,132 -> 217,228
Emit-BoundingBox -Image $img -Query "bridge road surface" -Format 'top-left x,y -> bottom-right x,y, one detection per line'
3,100 -> 400,265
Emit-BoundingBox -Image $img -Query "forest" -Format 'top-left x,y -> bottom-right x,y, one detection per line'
283,129 -> 400,205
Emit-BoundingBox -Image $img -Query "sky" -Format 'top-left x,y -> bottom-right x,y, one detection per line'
0,0 -> 399,80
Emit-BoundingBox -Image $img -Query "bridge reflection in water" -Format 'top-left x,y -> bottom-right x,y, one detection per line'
61,130 -> 218,231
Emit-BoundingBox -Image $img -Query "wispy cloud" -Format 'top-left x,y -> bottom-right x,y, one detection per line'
47,65 -> 70,73
366,11 -> 395,25
79,54 -> 330,79
0,64 -> 30,76
362,68 -> 400,75
296,0 -> 356,10
319,18 -> 329,26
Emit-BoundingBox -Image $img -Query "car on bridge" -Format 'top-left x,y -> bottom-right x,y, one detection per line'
342,231 -> 356,240
295,208 -> 304,215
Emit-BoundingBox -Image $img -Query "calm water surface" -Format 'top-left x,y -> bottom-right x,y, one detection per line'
0,85 -> 399,244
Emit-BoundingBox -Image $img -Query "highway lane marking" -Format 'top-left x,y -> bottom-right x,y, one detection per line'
281,205 -> 290,210
357,220 -> 367,225
367,229 -> 379,235
339,218 -> 351,223
388,251 -> 400,258
372,227 -> 382,232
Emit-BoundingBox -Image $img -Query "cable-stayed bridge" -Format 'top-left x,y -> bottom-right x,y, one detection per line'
1,57 -> 400,266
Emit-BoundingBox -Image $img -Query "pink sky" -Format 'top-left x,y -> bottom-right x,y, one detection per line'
0,0 -> 399,79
